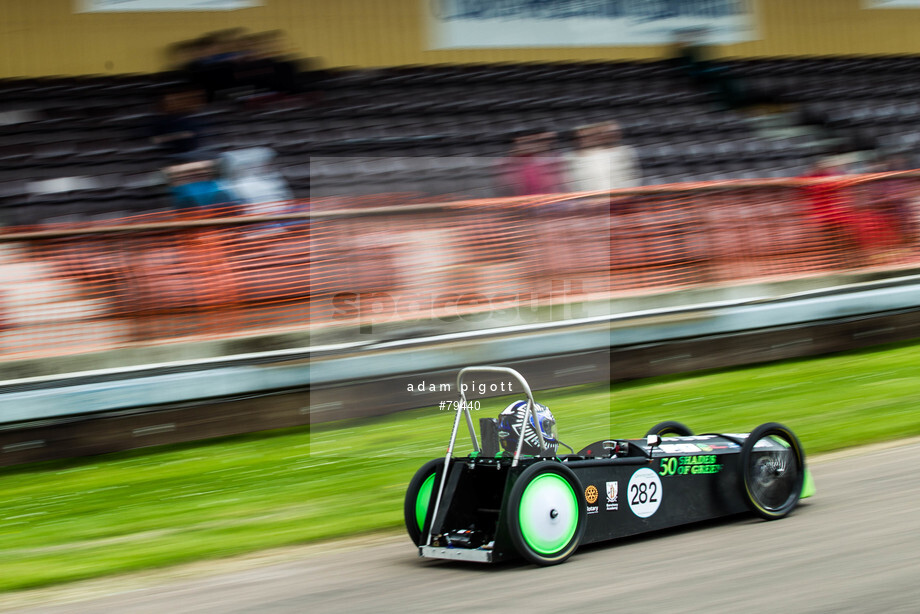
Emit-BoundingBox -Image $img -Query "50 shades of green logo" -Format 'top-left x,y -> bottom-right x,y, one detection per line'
659,455 -> 723,477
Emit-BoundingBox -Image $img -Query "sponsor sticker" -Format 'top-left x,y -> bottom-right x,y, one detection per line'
627,468 -> 662,518
705,443 -> 738,450
585,484 -> 599,504
605,481 -> 619,511
660,443 -> 701,454
660,455 -> 724,476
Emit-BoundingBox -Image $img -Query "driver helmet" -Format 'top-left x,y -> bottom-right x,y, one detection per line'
496,400 -> 559,456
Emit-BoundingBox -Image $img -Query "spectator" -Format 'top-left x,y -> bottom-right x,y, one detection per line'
565,121 -> 640,193
237,30 -> 326,105
150,87 -> 210,159
165,160 -> 237,215
800,156 -> 891,266
166,29 -> 325,106
670,28 -> 747,109
871,154 -> 916,246
164,39 -> 199,82
499,130 -> 565,196
186,29 -> 248,103
219,147 -> 293,217
249,30 -> 303,96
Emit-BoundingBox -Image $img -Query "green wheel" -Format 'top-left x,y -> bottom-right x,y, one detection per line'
508,462 -> 585,565
404,458 -> 448,546
741,423 -> 805,520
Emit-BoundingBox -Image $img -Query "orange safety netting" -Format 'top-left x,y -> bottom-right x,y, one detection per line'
0,172 -> 918,362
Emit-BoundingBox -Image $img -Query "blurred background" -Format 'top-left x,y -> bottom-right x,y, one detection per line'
1,0 -> 920,466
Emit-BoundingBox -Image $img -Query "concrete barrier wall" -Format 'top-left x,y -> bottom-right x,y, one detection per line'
2,307 -> 920,466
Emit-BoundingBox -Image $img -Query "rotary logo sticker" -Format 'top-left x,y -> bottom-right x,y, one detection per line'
585,484 -> 599,504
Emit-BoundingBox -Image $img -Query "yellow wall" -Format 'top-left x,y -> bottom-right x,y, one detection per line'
2,0 -> 920,78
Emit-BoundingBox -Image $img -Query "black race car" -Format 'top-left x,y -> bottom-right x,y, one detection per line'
405,366 -> 814,565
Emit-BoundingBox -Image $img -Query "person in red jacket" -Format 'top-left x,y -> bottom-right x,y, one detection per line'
802,157 -> 899,267
802,157 -> 864,267
870,154 -> 916,246
499,130 -> 565,197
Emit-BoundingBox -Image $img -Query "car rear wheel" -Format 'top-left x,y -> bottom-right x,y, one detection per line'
741,423 -> 805,520
646,420 -> 693,437
404,458 -> 449,546
507,461 -> 585,565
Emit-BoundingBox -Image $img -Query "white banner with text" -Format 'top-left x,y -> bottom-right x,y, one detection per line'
427,0 -> 758,48
77,0 -> 261,12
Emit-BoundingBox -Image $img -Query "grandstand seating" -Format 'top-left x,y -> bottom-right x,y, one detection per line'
1,56 -> 918,224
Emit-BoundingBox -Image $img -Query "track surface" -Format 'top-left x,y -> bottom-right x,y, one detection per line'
7,441 -> 920,614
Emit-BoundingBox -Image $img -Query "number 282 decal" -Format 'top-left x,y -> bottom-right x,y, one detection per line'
627,468 -> 662,518
630,481 -> 658,505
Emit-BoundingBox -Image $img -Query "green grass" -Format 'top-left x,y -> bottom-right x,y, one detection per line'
2,340 -> 920,592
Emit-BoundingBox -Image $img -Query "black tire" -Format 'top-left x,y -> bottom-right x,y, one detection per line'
646,420 -> 693,437
404,458 -> 448,546
507,461 -> 586,566
741,423 -> 805,520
